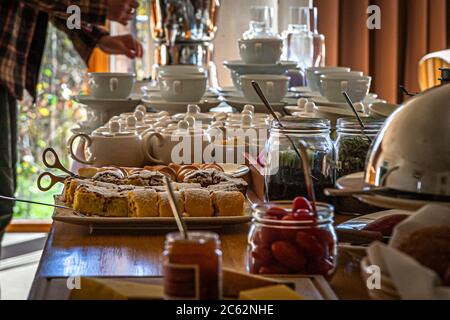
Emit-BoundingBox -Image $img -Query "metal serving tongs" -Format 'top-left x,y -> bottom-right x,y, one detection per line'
37,148 -> 79,192
0,195 -> 71,210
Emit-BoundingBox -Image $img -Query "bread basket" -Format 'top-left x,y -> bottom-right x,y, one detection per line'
365,84 -> 450,197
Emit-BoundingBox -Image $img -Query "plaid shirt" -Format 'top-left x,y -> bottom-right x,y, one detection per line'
0,0 -> 109,100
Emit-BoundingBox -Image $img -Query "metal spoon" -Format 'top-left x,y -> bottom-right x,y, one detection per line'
297,141 -> 317,215
251,81 -> 317,214
251,81 -> 308,165
163,176 -> 188,239
341,91 -> 372,144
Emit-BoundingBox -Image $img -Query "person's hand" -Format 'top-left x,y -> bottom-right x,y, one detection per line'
97,35 -> 143,59
107,0 -> 139,25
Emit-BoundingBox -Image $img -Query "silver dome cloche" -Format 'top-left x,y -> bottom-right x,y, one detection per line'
365,84 -> 450,196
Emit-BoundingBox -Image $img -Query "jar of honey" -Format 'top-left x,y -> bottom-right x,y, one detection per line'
163,232 -> 222,300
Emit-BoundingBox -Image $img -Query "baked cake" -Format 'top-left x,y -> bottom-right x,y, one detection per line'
127,170 -> 165,186
158,191 -> 185,217
183,189 -> 214,217
73,184 -> 129,217
92,169 -> 126,184
128,189 -> 159,217
73,185 -> 107,216
212,191 -> 245,216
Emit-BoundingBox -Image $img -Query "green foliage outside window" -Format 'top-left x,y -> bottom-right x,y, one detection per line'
14,3 -> 150,219
14,25 -> 86,219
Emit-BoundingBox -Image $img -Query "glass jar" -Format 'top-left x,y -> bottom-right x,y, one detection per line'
264,118 -> 335,202
334,118 -> 384,179
247,201 -> 337,278
308,7 -> 326,67
163,232 -> 222,300
243,6 -> 278,39
281,7 -> 314,70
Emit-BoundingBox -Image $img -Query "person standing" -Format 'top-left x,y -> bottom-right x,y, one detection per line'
0,0 -> 143,244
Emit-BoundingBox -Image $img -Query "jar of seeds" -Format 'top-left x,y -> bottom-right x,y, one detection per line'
334,118 -> 384,179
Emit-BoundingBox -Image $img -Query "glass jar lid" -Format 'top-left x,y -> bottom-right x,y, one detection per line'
252,201 -> 334,226
270,117 -> 331,134
337,117 -> 384,135
165,231 -> 221,246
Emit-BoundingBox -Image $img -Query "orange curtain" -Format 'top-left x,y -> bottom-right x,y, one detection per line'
88,48 -> 109,72
315,0 -> 450,103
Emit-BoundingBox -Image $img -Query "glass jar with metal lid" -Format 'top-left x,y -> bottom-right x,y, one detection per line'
248,201 -> 337,278
264,118 -> 335,202
163,232 -> 222,300
334,118 -> 384,180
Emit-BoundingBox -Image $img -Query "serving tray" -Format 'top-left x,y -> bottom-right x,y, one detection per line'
52,196 -> 252,232
29,275 -> 338,300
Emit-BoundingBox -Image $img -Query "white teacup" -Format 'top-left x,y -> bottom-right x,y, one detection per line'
320,73 -> 372,103
88,72 -> 135,99
238,38 -> 283,64
159,75 -> 207,102
305,67 -> 350,91
240,74 -> 290,103
318,71 -> 363,96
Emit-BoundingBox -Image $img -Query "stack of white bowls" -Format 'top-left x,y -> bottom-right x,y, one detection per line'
222,38 -> 300,112
155,65 -> 208,103
305,67 -> 372,103
223,37 -> 298,92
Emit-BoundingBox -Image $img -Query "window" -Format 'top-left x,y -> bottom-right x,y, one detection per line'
13,0 -> 311,222
15,24 -> 87,221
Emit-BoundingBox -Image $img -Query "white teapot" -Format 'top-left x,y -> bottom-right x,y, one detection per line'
68,120 -> 152,167
142,120 -> 208,164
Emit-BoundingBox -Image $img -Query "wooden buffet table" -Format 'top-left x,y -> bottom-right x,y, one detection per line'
28,216 -> 370,300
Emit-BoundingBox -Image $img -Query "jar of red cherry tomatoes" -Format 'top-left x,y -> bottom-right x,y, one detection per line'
247,199 -> 338,279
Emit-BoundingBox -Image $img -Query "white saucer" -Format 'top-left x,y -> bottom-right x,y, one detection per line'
290,86 -> 312,93
142,87 -> 219,99
369,102 -> 400,118
336,172 -> 369,189
141,96 -> 221,114
216,86 -> 239,94
223,96 -> 286,113
73,95 -> 142,112
355,194 -> 450,211
218,163 -> 250,178
223,60 -> 298,74
309,96 -> 385,108
147,92 -> 219,100
337,172 -> 450,211
140,85 -> 160,95
284,106 -> 304,115
314,105 -> 369,117
223,91 -> 300,100
289,87 -> 323,98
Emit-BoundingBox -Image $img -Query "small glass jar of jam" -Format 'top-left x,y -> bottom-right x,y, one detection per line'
163,232 -> 222,300
247,201 -> 337,279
